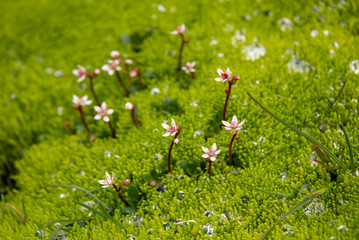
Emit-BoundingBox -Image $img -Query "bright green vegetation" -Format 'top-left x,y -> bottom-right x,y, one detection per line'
1,0 -> 359,239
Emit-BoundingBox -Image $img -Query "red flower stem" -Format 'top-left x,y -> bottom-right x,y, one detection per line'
113,184 -> 129,206
89,76 -> 100,106
115,71 -> 129,95
223,81 -> 232,121
138,70 -> 145,89
78,106 -> 90,136
191,72 -> 195,80
107,120 -> 116,138
208,160 -> 212,174
64,121 -> 75,134
131,108 -> 137,125
125,68 -> 132,89
167,129 -> 180,174
177,34 -> 185,71
228,132 -> 237,166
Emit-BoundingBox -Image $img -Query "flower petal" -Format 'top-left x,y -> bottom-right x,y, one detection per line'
94,106 -> 101,112
98,180 -> 106,184
171,118 -> 176,127
170,30 -> 178,35
102,64 -> 109,71
105,172 -> 110,179
212,143 -> 217,151
202,147 -> 209,153
217,68 -> 223,76
162,132 -> 170,137
210,156 -> 216,161
101,102 -> 107,109
222,120 -> 230,127
94,114 -> 101,120
202,154 -> 209,158
215,77 -> 223,82
72,69 -> 79,76
108,69 -> 115,76
232,115 -> 238,124
77,75 -> 86,82
215,149 -> 221,155
162,123 -> 169,129
103,116 -> 110,122
107,109 -> 114,115
224,127 -> 232,131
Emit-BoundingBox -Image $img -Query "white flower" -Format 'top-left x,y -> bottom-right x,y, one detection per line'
72,95 -> 92,107
110,50 -> 120,59
102,59 -> 121,76
202,143 -> 221,161
182,62 -> 196,73
222,115 -> 245,134
215,68 -> 232,82
162,118 -> 178,137
94,102 -> 114,122
125,59 -> 133,65
174,138 -> 180,144
125,102 -> 134,110
151,88 -> 160,95
72,65 -> 87,82
98,172 -> 114,188
349,60 -> 359,74
170,24 -> 185,35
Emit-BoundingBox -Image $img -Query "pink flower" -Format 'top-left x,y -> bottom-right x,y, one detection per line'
110,51 -> 120,59
98,172 -> 114,188
215,67 -> 232,82
222,115 -> 245,134
102,59 -> 121,76
72,65 -> 87,82
72,95 -> 92,107
182,62 -> 196,73
170,24 -> 185,35
130,67 -> 139,77
202,143 -> 221,161
162,118 -> 178,137
94,102 -> 114,122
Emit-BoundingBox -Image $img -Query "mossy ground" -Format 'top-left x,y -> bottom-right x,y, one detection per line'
0,0 -> 358,239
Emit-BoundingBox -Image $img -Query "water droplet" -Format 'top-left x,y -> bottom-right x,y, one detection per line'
259,136 -> 266,142
303,199 -> 326,216
35,230 -> 47,237
154,153 -> 163,160
337,225 -> 348,231
280,170 -> 288,181
242,197 -> 249,203
57,107 -> 63,115
163,222 -> 172,230
59,193 -> 69,198
194,130 -> 203,137
309,151 -> 318,166
157,4 -> 166,12
177,191 -> 185,200
209,40 -> 218,46
202,224 -> 214,235
241,43 -> 266,61
127,234 -> 136,239
287,56 -> 313,73
10,93 -> 16,99
311,29 -> 319,37
282,224 -> 294,236
231,30 -> 246,47
190,100 -> 198,106
278,18 -> 293,31
349,60 -> 359,74
194,188 -> 201,193
203,209 -> 215,217
220,196 -> 227,203
150,88 -> 161,95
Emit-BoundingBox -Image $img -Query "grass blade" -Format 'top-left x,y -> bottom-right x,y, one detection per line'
48,222 -> 73,240
247,92 -> 346,172
73,200 -> 127,230
22,197 -> 27,222
52,185 -> 112,213
340,124 -> 354,175
252,188 -> 296,198
260,188 -> 327,240
85,187 -> 122,210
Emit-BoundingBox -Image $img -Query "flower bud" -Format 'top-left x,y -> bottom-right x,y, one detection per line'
89,136 -> 96,142
93,69 -> 100,76
174,138 -> 180,144
225,89 -> 230,94
64,120 -> 70,126
150,180 -> 156,186
184,39 -> 189,43
232,75 -> 240,80
234,136 -> 240,140
125,59 -> 133,65
123,179 -> 130,185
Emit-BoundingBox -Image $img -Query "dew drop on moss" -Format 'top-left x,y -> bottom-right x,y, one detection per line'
202,224 -> 214,235
177,191 -> 185,200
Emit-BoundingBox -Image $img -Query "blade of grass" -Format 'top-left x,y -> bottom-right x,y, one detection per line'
247,92 -> 346,172
48,222 -> 74,240
252,188 -> 296,198
85,187 -> 122,210
327,78 -> 348,111
6,203 -> 26,226
340,124 -> 354,175
52,185 -> 112,213
260,188 -> 327,240
73,200 -> 126,230
22,197 -> 27,222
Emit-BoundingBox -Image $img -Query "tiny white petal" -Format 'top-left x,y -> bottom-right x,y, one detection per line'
94,115 -> 101,120
212,143 -> 217,151
94,106 -> 101,112
217,68 -> 224,76
101,102 -> 107,109
171,118 -> 176,127
215,78 -> 223,82
202,154 -> 209,158
103,116 -> 110,122
72,69 -> 79,76
107,109 -> 114,115
210,156 -> 216,161
108,69 -> 115,76
162,123 -> 169,129
202,147 -> 209,153
232,115 -> 238,123
77,75 -> 86,82
225,127 -> 232,131
102,64 -> 110,71
98,180 -> 106,184
162,132 -> 171,137
222,120 -> 231,127
215,149 -> 221,155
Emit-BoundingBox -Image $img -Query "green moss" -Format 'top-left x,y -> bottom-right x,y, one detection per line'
0,0 -> 358,238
